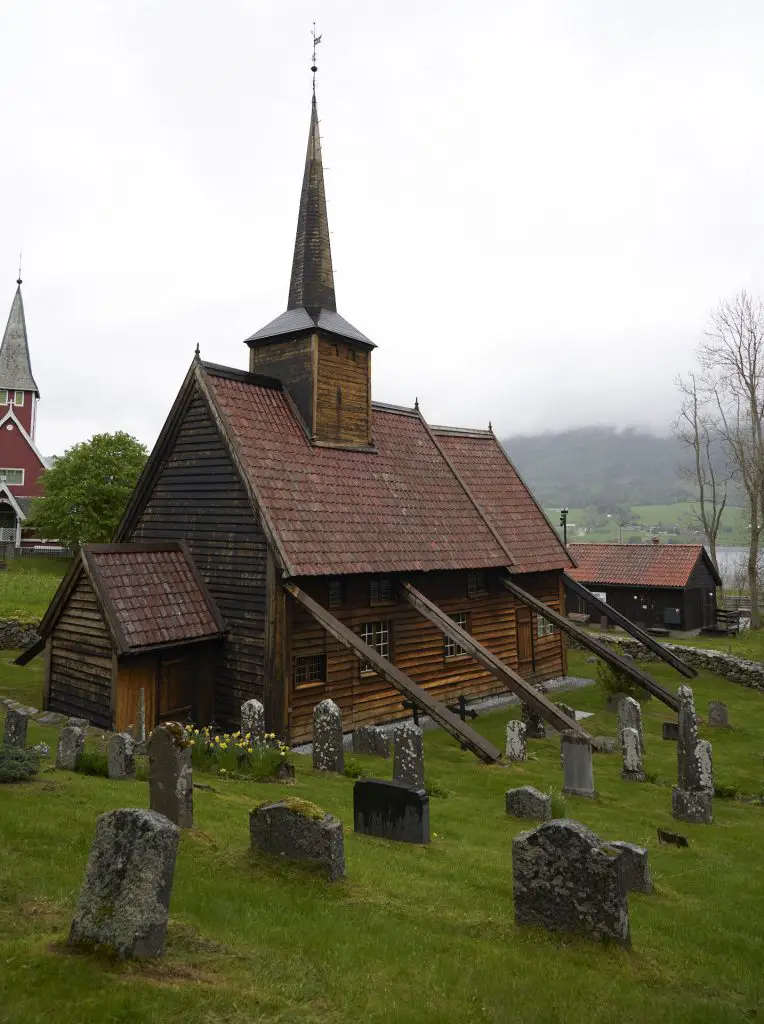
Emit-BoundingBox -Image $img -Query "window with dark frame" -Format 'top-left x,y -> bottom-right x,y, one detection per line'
467,570 -> 488,597
359,620 -> 391,674
445,611 -> 468,659
328,579 -> 343,608
369,577 -> 393,605
294,654 -> 327,687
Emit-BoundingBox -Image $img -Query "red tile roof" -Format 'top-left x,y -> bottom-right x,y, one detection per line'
205,370 -> 567,577
567,543 -> 716,589
84,544 -> 223,651
434,430 -> 573,575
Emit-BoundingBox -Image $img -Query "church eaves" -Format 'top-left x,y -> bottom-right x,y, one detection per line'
0,281 -> 39,395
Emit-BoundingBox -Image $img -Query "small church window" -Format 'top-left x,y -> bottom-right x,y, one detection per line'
359,620 -> 390,674
445,611 -> 469,659
370,578 -> 393,605
294,654 -> 326,687
0,391 -> 7,406
467,571 -> 488,598
12,391 -> 23,407
0,469 -> 24,485
328,579 -> 343,607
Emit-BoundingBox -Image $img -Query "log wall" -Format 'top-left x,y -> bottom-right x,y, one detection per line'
314,338 -> 371,446
288,569 -> 565,742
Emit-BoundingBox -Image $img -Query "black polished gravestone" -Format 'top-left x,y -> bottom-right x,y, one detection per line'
353,778 -> 430,844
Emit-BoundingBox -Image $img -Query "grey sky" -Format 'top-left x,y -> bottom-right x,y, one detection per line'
2,1 -> 763,456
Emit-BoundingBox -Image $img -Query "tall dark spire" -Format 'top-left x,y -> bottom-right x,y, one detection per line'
0,279 -> 39,396
287,93 -> 336,315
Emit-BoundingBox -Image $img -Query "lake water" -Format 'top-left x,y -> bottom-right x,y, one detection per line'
714,546 -> 749,586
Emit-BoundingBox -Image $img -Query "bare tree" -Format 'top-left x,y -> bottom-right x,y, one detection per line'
674,371 -> 729,573
699,290 -> 764,628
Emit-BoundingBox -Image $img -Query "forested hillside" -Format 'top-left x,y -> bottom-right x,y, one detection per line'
502,427 -> 691,508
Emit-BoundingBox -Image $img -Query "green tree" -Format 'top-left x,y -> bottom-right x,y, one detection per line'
30,432 -> 148,550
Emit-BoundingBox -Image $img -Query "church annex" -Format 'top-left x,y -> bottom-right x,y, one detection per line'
37,88 -> 576,744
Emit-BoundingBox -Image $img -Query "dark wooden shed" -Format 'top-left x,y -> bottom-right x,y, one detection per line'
566,542 -> 721,632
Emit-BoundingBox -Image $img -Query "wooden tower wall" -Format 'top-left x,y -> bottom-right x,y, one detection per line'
249,337 -> 315,434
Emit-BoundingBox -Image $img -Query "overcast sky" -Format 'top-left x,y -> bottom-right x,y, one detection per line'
2,1 -> 763,456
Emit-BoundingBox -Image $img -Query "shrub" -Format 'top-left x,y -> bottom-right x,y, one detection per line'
188,727 -> 291,780
343,756 -> 367,779
0,745 -> 40,783
76,746 -> 109,778
596,660 -> 647,702
549,790 -> 567,818
425,779 -> 451,799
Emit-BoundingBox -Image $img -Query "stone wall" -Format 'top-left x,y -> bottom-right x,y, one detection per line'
0,619 -> 40,650
573,632 -> 764,692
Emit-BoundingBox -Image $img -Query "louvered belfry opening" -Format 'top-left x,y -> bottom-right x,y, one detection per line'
245,93 -> 375,449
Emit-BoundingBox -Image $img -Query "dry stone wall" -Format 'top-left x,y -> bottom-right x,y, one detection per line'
0,619 -> 40,649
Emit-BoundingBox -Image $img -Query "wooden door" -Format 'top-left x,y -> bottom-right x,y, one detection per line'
158,652 -> 197,724
115,655 -> 157,734
516,607 -> 534,675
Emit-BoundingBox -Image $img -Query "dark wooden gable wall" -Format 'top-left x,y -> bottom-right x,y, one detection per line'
46,571 -> 113,728
128,385 -> 269,726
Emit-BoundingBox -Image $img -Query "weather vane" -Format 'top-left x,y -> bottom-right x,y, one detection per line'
311,22 -> 322,92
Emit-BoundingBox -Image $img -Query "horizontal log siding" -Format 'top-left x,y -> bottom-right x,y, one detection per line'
131,389 -> 268,727
288,569 -> 565,742
315,338 -> 371,446
48,572 -> 112,727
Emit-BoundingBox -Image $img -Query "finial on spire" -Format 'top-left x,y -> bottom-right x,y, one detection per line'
194,342 -> 200,359
414,396 -> 419,411
311,23 -> 322,93
17,250 -> 22,287
488,420 -> 493,432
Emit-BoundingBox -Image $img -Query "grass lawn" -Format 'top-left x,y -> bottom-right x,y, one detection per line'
0,556 -> 70,621
673,627 -> 764,663
0,650 -> 762,1023
545,502 -> 750,545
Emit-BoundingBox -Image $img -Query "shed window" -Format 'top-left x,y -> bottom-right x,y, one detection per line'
328,579 -> 343,608
445,611 -> 468,659
370,578 -> 393,605
12,391 -> 23,407
537,615 -> 555,638
359,620 -> 391,674
0,469 -> 24,485
294,654 -> 326,687
467,571 -> 488,597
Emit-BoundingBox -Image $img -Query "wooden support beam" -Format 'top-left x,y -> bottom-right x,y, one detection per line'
561,574 -> 696,678
501,576 -> 679,712
14,636 -> 44,666
283,582 -> 502,764
399,580 -> 588,738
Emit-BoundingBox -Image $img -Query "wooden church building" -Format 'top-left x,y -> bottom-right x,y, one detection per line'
37,88 -> 576,743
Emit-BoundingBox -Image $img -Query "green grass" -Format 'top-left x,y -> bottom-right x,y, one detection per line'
0,556 -> 70,621
546,502 -> 750,545
673,627 -> 764,663
0,650 -> 763,1022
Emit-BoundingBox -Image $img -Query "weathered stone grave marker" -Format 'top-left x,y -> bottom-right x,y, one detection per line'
521,704 -> 546,739
672,685 -> 712,825
56,725 -> 85,771
662,721 -> 679,741
107,733 -> 136,780
512,819 -> 630,947
241,698 -> 265,744
354,778 -> 430,844
249,799 -> 345,881
312,699 -> 344,773
352,725 -> 390,758
68,808 -> 180,959
657,827 -> 688,847
607,840 -> 652,894
618,696 -> 644,753
697,739 -> 713,793
3,708 -> 29,748
708,701 -> 729,728
620,727 -> 646,782
505,785 -> 552,821
505,720 -> 527,762
148,723 -> 193,828
393,722 -> 424,787
561,732 -> 596,798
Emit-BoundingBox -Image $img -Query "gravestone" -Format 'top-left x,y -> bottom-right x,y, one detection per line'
618,696 -> 644,753
108,733 -> 136,780
708,701 -> 729,728
148,723 -> 193,828
607,840 -> 652,894
3,708 -> 29,748
697,739 -> 713,793
354,778 -> 430,844
620,727 -> 646,782
512,819 -> 630,947
241,699 -> 265,745
662,721 -> 679,741
312,699 -> 344,773
68,808 -> 179,959
521,705 -> 546,739
672,685 -> 712,824
606,692 -> 628,714
561,732 -> 596,798
557,702 -> 576,723
249,800 -> 345,881
352,725 -> 390,758
393,722 -> 424,788
505,720 -> 527,762
505,785 -> 552,821
56,725 -> 85,771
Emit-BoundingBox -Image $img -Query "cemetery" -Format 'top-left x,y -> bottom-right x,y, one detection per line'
0,647 -> 762,1023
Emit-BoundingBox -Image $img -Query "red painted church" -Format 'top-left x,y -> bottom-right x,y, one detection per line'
0,278 -> 47,548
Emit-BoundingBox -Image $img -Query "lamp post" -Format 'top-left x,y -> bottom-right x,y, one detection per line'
559,507 -> 569,547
